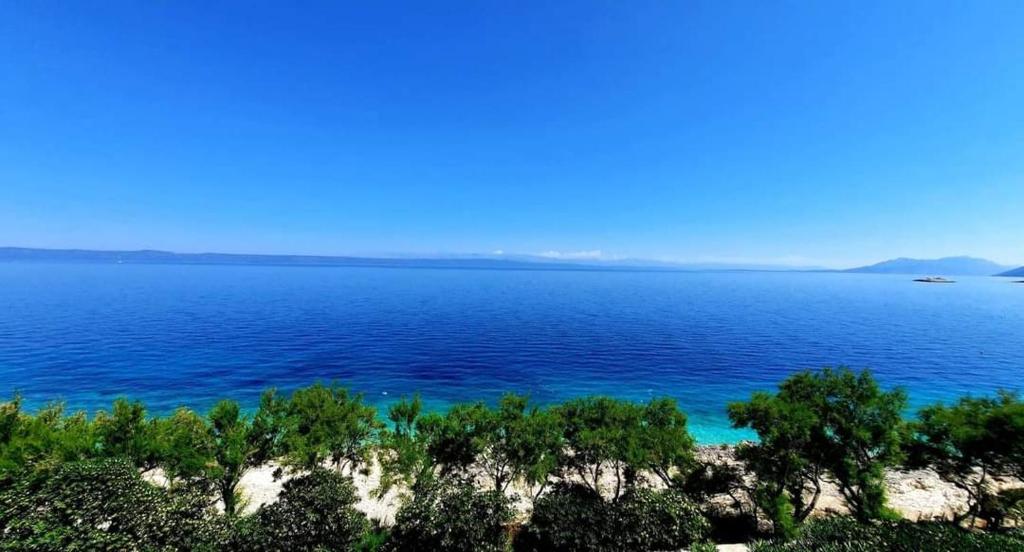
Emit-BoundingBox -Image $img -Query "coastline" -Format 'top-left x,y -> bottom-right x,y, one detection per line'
221,444 -> 1014,528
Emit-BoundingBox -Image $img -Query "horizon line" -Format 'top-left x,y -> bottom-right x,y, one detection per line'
1,245 -> 1020,273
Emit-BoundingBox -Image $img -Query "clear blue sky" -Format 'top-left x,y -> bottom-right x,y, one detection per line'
3,1 -> 1023,268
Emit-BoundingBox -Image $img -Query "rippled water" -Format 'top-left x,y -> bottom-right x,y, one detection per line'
1,262 -> 1022,443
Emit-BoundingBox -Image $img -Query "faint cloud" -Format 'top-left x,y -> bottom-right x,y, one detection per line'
491,249 -> 504,255
539,250 -> 606,260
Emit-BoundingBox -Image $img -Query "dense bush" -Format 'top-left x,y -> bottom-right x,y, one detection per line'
229,468 -> 368,552
383,479 -> 514,552
750,516 -> 1024,551
0,458 -> 225,551
515,482 -> 708,552
614,487 -> 710,550
515,483 -> 615,551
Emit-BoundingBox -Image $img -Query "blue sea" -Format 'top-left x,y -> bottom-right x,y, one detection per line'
1,262 -> 1022,443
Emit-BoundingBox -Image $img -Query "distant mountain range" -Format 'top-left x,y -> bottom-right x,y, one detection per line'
0,247 -> 824,273
3,247 -> 1019,277
845,256 -> 1011,276
998,266 -> 1024,277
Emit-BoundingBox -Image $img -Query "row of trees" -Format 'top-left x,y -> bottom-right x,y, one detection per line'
0,368 -> 1022,550
727,368 -> 1024,537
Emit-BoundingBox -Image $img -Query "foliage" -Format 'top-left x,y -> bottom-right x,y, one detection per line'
0,458 -> 225,551
384,394 -> 563,497
614,487 -> 710,550
5,370 -> 1024,551
728,385 -> 826,533
731,368 -> 907,526
639,397 -> 697,488
207,395 -> 281,516
912,391 -> 1024,524
230,468 -> 368,551
94,398 -> 161,470
416,403 -> 485,478
153,406 -> 214,489
383,479 -> 514,552
469,394 -> 563,495
808,368 -> 907,521
555,396 -> 695,500
279,382 -> 380,473
515,483 -> 614,551
376,395 -> 433,495
689,542 -> 719,552
354,524 -> 390,552
0,397 -> 94,480
750,516 -> 1024,552
515,482 -> 708,552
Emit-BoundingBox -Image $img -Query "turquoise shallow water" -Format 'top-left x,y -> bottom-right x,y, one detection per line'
1,262 -> 1022,443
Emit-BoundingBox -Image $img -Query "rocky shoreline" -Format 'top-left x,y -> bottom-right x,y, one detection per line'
226,444 -> 1018,527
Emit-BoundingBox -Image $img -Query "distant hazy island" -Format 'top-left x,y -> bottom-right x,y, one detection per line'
2,247 -> 1022,277
0,247 -> 827,273
1000,266 -> 1024,277
844,256 -> 1012,276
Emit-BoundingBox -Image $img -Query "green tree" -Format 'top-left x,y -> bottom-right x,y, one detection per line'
634,398 -> 697,490
207,395 -> 281,517
379,395 -> 563,499
0,397 -> 95,480
376,395 -> 433,496
280,382 -> 380,474
473,394 -> 563,495
556,396 -> 640,499
417,403 -> 485,479
728,389 -> 825,535
94,398 -> 161,471
812,368 -> 906,522
730,368 -> 907,526
153,406 -> 214,489
913,391 -> 1024,524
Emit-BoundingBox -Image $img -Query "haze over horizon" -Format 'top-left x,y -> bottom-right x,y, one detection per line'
3,2 -> 1023,268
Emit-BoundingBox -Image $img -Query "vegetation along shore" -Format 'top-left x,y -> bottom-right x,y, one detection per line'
1,367 -> 1022,551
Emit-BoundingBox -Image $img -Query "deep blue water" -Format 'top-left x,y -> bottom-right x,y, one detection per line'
1,262 -> 1022,443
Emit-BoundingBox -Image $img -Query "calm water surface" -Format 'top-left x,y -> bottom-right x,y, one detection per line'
1,263 -> 1022,443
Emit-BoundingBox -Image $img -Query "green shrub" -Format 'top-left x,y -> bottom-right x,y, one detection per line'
750,517 -> 1024,552
515,483 -> 615,551
354,524 -> 390,552
613,487 -> 709,550
383,479 -> 514,552
229,468 -> 368,551
0,458 -> 224,551
515,483 -> 708,552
